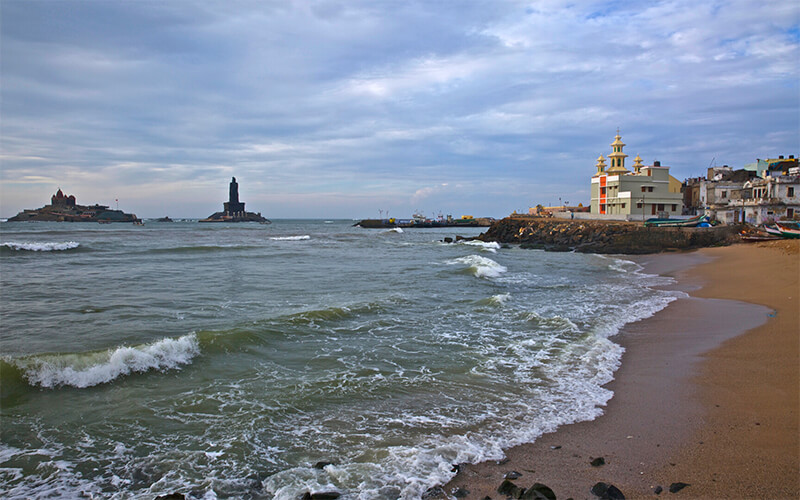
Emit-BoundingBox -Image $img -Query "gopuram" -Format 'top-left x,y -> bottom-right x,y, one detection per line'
199,177 -> 270,223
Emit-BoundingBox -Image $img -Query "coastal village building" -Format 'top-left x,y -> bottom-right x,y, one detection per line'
590,132 -> 683,220
682,157 -> 799,224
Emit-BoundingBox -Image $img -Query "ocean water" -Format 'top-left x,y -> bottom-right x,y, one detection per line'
0,219 -> 680,499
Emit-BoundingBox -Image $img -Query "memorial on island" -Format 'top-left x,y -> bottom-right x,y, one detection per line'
7,188 -> 139,223
199,177 -> 270,223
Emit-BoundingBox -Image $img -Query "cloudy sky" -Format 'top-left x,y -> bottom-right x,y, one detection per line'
1,0 -> 798,219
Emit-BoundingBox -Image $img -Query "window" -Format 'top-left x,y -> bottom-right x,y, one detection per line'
636,203 -> 642,208
721,190 -> 727,198
600,187 -> 606,195
671,204 -> 677,211
657,204 -> 665,211
641,186 -> 647,192
621,203 -> 626,209
789,187 -> 795,197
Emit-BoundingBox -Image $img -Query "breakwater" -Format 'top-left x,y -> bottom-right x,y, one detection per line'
477,217 -> 742,254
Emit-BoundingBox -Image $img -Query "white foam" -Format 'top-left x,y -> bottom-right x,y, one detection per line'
3,241 -> 80,251
459,240 -> 500,253
19,334 -> 200,388
385,227 -> 403,233
270,235 -> 311,241
448,255 -> 507,279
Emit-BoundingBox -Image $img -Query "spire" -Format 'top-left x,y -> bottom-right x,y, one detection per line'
633,154 -> 644,173
594,154 -> 607,176
607,130 -> 629,174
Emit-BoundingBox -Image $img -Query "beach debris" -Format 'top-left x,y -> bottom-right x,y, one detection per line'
520,483 -> 557,500
668,482 -> 690,493
498,479 -> 526,498
497,458 -> 511,465
452,487 -> 470,498
654,485 -> 663,495
590,457 -> 606,467
590,482 -> 625,499
505,471 -> 523,479
550,445 -> 562,450
312,460 -> 334,469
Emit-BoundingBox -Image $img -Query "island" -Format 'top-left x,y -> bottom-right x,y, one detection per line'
7,189 -> 139,223
199,177 -> 270,223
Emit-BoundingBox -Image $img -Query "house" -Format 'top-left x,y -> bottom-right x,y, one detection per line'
689,158 -> 799,224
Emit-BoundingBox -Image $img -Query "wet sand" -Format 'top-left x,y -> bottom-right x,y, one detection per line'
438,240 -> 799,499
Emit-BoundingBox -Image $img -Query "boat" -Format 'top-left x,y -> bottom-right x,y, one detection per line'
774,223 -> 800,239
643,214 -> 710,227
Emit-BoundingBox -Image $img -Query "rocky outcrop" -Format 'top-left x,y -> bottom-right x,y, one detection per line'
477,217 -> 742,254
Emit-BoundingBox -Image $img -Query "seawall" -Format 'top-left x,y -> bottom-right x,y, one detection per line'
477,217 -> 742,254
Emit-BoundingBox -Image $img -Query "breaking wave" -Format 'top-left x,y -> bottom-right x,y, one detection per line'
2,241 -> 81,252
270,235 -> 311,241
5,334 -> 199,389
447,255 -> 507,279
459,240 -> 500,253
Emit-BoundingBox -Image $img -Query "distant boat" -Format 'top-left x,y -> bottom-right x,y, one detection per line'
133,219 -> 145,226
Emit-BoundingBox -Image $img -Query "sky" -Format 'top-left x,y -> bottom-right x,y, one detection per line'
1,0 -> 798,219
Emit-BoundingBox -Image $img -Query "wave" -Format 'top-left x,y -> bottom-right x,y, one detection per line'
383,227 -> 403,234
3,334 -> 199,390
143,245 -> 258,255
270,235 -> 311,241
459,240 -> 500,253
447,255 -> 507,279
1,241 -> 81,252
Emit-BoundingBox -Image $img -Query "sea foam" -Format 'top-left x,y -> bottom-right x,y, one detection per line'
270,235 -> 311,241
2,241 -> 80,252
15,334 -> 199,388
459,240 -> 501,253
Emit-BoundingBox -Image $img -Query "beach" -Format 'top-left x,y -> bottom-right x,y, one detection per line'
440,239 -> 799,499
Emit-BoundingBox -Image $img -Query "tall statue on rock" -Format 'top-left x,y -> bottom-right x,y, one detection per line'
200,177 -> 270,223
224,177 -> 246,216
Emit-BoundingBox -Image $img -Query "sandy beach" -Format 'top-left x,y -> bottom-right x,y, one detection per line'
439,240 -> 799,499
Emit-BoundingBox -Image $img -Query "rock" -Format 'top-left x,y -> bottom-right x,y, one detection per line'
590,482 -> 625,499
312,461 -> 334,469
668,482 -> 690,493
504,470 -> 523,479
444,237 -> 454,243
498,479 -> 526,498
421,486 -> 446,499
520,482 -> 556,500
155,494 -> 185,500
452,487 -> 470,498
654,485 -> 663,495
302,492 -> 340,500
590,457 -> 606,467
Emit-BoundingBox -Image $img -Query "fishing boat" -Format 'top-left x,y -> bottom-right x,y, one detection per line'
644,214 -> 710,227
774,222 -> 800,238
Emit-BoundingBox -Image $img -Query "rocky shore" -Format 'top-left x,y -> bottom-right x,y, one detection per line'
476,217 -> 741,254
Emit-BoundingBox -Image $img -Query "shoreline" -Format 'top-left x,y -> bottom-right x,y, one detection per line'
437,240 -> 799,499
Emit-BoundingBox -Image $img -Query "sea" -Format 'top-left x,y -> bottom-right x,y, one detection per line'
0,219 -> 681,499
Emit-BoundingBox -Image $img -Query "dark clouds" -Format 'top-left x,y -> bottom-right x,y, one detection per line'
1,0 -> 798,218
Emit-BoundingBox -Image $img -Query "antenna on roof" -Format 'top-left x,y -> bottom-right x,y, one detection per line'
709,157 -> 716,168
